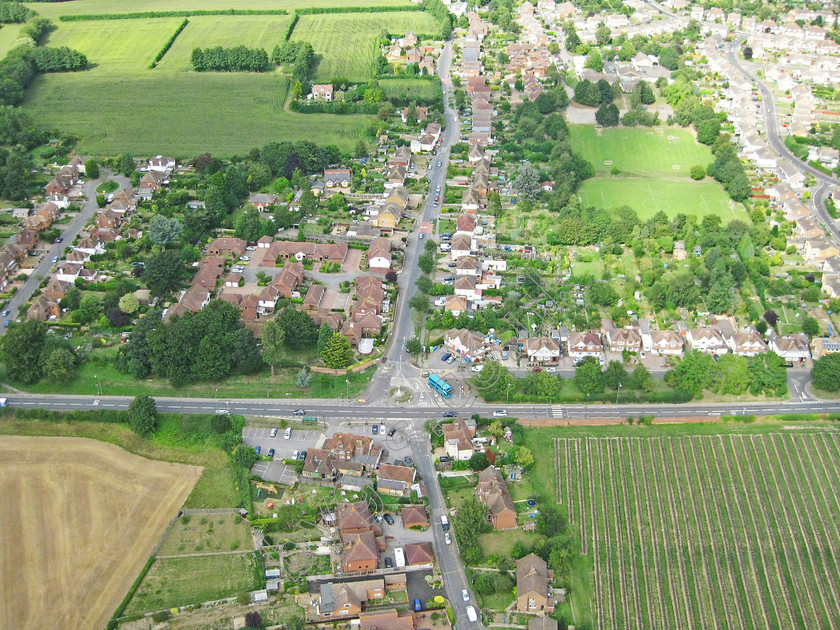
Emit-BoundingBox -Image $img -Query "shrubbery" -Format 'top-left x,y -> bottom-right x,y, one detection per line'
191,46 -> 271,72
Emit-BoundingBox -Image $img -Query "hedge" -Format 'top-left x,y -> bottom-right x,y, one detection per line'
282,13 -> 298,42
289,100 -> 380,115
107,556 -> 155,628
149,18 -> 188,69
59,9 -> 289,21
0,406 -> 129,424
296,5 -> 424,14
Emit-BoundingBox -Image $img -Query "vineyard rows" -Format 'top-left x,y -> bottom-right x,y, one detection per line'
555,432 -> 840,630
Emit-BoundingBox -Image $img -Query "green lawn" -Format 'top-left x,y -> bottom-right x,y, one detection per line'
125,552 -> 261,614
570,125 -> 714,178
184,467 -> 240,509
380,78 -> 441,102
158,513 -> 253,556
291,12 -> 440,82
578,177 -> 746,220
0,23 -> 29,58
478,528 -> 535,559
156,15 -> 293,72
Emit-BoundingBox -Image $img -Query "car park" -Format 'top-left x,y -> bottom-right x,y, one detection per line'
270,428 -> 278,437
267,448 -> 275,458
493,410 -> 508,418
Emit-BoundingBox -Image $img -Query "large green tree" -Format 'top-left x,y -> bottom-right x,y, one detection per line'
574,357 -> 604,395
812,354 -> 840,392
453,496 -> 487,564
144,249 -> 184,297
321,332 -> 353,369
261,318 -> 285,379
666,350 -> 713,397
148,215 -> 183,246
0,319 -> 46,384
128,395 -> 158,436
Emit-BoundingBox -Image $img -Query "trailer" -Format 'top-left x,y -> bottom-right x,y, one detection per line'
394,547 -> 406,568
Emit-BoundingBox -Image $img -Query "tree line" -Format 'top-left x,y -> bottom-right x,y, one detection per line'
190,46 -> 271,72
0,1 -> 33,23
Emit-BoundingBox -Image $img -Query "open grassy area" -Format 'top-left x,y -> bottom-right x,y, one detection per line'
0,23 -> 29,58
578,177 -> 746,220
478,528 -> 535,560
184,466 -> 240,509
291,12 -> 440,82
156,15 -> 293,72
570,125 -> 714,178
158,513 -> 253,556
125,552 -> 261,614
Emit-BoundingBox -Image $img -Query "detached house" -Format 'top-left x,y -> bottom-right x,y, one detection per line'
376,464 -> 416,497
525,337 -> 561,364
727,331 -> 768,356
516,554 -> 554,612
312,84 -> 334,101
444,327 -> 486,359
442,418 -> 477,461
769,334 -> 811,364
686,328 -> 728,355
476,466 -> 517,530
325,169 -> 352,188
207,237 -> 246,258
567,332 -> 603,358
367,237 -> 392,273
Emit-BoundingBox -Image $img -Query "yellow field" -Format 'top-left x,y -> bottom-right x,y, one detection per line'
0,436 -> 202,630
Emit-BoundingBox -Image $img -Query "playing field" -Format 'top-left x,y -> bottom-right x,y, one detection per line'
557,431 -> 840,630
570,125 -> 714,178
0,436 -> 201,630
291,11 -> 440,81
578,177 -> 744,220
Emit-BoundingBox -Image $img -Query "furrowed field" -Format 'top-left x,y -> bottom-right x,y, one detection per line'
570,125 -> 744,219
20,0 -> 432,155
556,430 -> 840,630
290,11 -> 440,82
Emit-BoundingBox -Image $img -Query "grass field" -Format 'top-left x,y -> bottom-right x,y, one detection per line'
381,77 -> 441,102
125,552 -> 261,614
0,436 -> 201,630
0,23 -> 29,58
291,12 -> 440,81
578,177 -> 745,220
570,125 -> 714,178
158,513 -> 253,556
556,430 -> 840,630
156,15 -> 293,72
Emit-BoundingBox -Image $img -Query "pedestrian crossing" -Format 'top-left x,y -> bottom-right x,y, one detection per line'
550,405 -> 566,418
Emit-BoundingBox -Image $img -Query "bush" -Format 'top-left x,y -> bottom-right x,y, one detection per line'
690,165 -> 705,180
128,395 -> 158,436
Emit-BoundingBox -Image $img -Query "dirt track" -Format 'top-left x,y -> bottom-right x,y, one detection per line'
0,436 -> 202,630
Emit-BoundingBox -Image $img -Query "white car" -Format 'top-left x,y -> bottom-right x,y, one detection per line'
470,365 -> 483,372
270,428 -> 278,437
493,410 -> 508,418
466,606 -> 477,622
284,427 -> 292,439
445,532 -> 452,545
462,589 -> 470,602
434,297 -> 446,306
546,367 -> 557,374
292,449 -> 299,460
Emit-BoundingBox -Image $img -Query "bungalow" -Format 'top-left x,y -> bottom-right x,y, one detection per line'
401,106 -> 429,123
401,505 -> 428,530
476,466 -> 517,530
312,84 -> 334,101
445,295 -> 468,316
442,418 -> 477,461
265,241 -> 348,266
516,554 -> 554,612
686,328 -> 728,354
207,237 -> 247,258
341,312 -> 382,348
456,255 -> 480,277
248,193 -> 278,210
454,275 -> 480,300
325,169 -> 352,188
651,330 -> 684,355
367,237 -> 392,273
404,542 -> 434,566
727,331 -> 768,356
525,337 -> 561,363
358,609 -> 415,630
567,332 -> 603,358
303,284 -> 325,310
605,328 -> 642,353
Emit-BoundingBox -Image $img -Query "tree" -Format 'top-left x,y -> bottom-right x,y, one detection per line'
812,354 -> 840,392
573,79 -> 600,106
574,357 -> 604,395
595,103 -> 619,126
487,191 -> 503,217
321,332 -> 353,369
418,253 -> 436,274
763,310 -> 778,326
708,275 -> 735,314
105,306 -> 130,328
299,190 -> 317,215
296,366 -> 311,388
665,350 -> 713,397
0,320 -> 46,384
742,46 -> 753,60
710,353 -> 750,395
585,49 -> 603,72
42,346 -> 76,384
604,360 -> 628,390
280,612 -> 305,630
512,161 -> 541,200
453,496 -> 486,563
629,365 -> 653,391
690,165 -> 706,180
317,322 -> 333,355
128,395 -> 158,436
261,318 -> 285,378
144,250 -> 183,297
148,215 -> 183,246
71,294 -> 102,324
515,445 -> 534,468
118,292 -> 139,314
276,306 -> 318,349
406,337 -> 422,355
409,293 -> 430,313
595,24 -> 611,46
469,451 -> 490,471
118,153 -> 135,176
232,443 -> 259,469
802,316 -> 820,337
85,158 -> 99,180
245,611 -> 263,630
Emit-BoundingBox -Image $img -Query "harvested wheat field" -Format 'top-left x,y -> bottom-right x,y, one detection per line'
0,436 -> 202,630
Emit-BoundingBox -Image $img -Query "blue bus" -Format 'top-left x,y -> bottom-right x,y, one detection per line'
429,374 -> 452,398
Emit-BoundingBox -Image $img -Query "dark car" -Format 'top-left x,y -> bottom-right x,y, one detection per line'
383,513 -> 395,525
293,409 -> 305,416
56,237 -> 63,243
255,445 -> 261,455
404,456 -> 414,466
267,448 -> 276,459
388,428 -> 397,437
442,410 -> 456,418
298,450 -> 307,461
442,352 -> 452,362
372,424 -> 379,435
439,456 -> 451,463
384,557 -> 394,568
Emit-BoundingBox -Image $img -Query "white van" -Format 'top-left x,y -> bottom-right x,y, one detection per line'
466,606 -> 478,622
284,427 -> 292,439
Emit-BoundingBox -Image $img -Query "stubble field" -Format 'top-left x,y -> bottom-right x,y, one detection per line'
557,430 -> 840,630
0,436 -> 202,630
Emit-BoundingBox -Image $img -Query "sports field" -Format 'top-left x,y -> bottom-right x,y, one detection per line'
570,125 -> 714,178
291,12 -> 440,81
0,436 -> 201,630
557,431 -> 840,630
578,177 -> 744,220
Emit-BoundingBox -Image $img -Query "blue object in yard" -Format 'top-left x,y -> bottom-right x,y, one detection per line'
414,599 -> 422,612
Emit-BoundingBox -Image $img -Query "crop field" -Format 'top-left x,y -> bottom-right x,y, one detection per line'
156,15 -> 293,72
125,552 -> 262,614
556,431 -> 840,630
0,436 -> 201,630
291,12 -> 440,81
570,125 -> 714,177
578,177 -> 745,220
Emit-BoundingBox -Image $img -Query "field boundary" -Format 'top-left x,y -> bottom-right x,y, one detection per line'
58,5 -> 424,22
148,17 -> 189,69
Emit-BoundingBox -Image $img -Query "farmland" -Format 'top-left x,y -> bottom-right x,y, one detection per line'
0,436 -> 201,630
290,12 -> 440,82
556,430 -> 840,630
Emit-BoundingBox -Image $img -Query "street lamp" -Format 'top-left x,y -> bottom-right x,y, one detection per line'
616,382 -> 622,405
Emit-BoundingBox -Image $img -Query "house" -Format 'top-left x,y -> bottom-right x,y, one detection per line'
404,542 -> 434,566
377,463 -> 416,496
225,273 -> 242,288
456,255 -> 480,277
192,256 -> 225,289
317,579 -> 386,620
389,146 -> 412,168
516,554 -> 554,612
567,332 -> 603,358
207,237 -> 246,258
686,328 -> 728,355
148,155 -> 175,173
468,144 -> 486,163
400,505 -> 428,529
476,466 -> 517,530
303,284 -> 325,310
265,241 -> 348,266
445,295 -> 468,316
358,609 -> 415,630
461,188 -> 481,212
401,106 -> 429,123
341,530 -> 379,573
529,618 -> 558,630
248,193 -> 278,210
43,278 -> 70,301
27,295 -> 60,321
179,285 -> 211,314
811,337 -> 840,360
325,169 -> 352,188
444,327 -> 486,358
312,84 -> 334,101
651,330 -> 684,355
97,207 -> 122,229
604,328 -> 642,353
442,418 -> 477,461
769,334 -> 811,364
525,337 -> 561,364
727,331 -> 768,356
325,433 -> 384,469
139,170 -> 164,191
17,228 -> 40,250
367,237 -> 392,273
454,275 -> 479,300
673,240 -> 686,260
450,234 -> 473,259
385,165 -> 407,188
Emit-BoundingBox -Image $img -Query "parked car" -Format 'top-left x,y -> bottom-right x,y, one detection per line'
383,513 -> 395,525
372,424 -> 379,435
440,456 -> 451,462
470,365 -> 483,372
292,450 -> 299,460
414,599 -> 422,612
385,557 -> 394,568
466,606 -> 477,622
388,428 -> 397,437
546,367 -> 558,374
267,448 -> 275,458
1,310 -> 8,317
441,352 -> 452,362
51,256 -> 59,263
298,450 -> 307,461
445,532 -> 452,545
270,428 -> 278,437
255,445 -> 261,455
284,427 -> 292,439
56,237 -> 63,243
